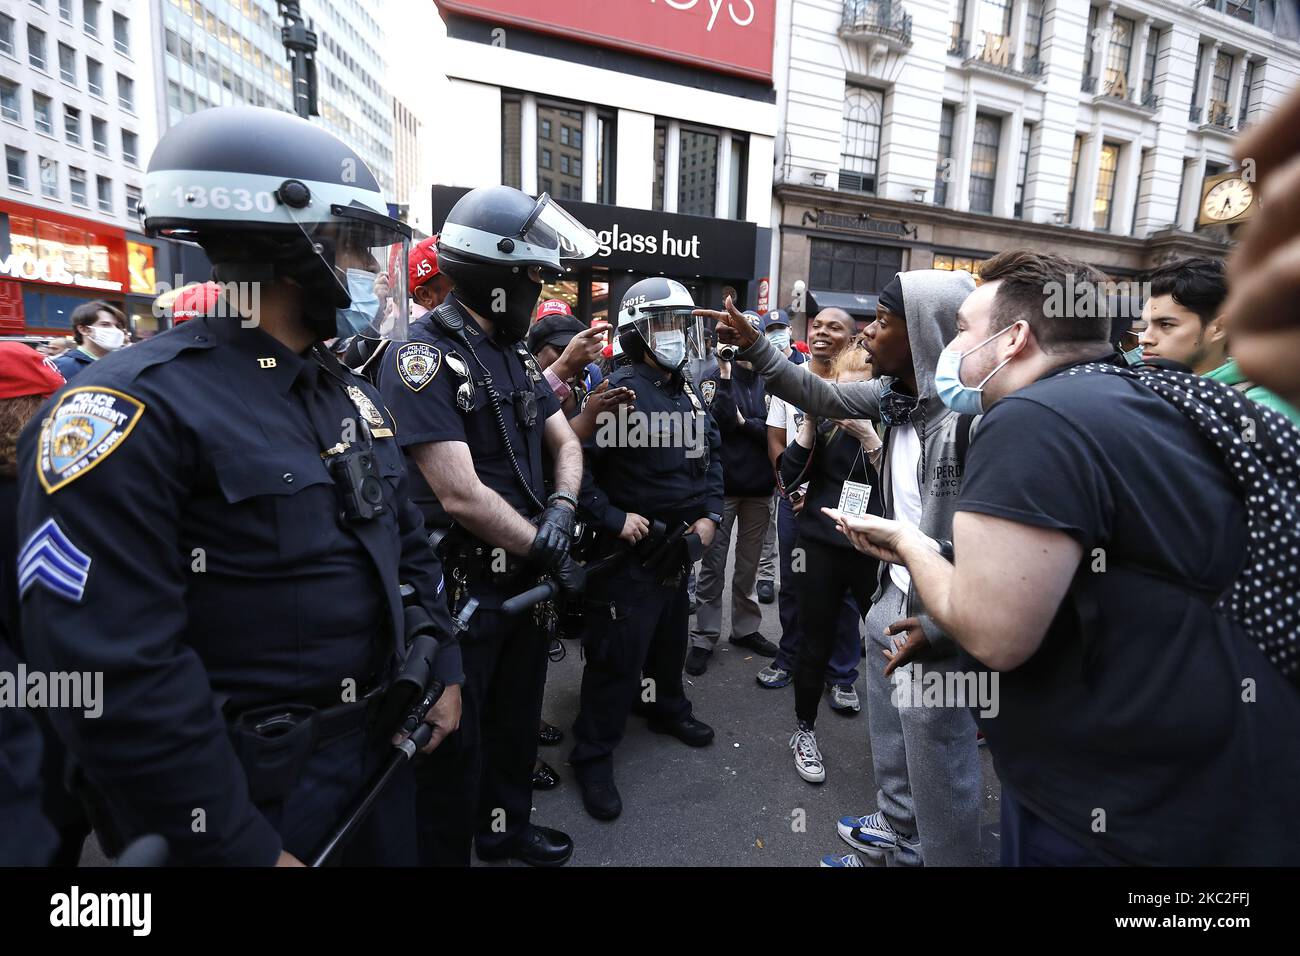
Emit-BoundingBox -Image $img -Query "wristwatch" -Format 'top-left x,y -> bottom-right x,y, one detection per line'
706,512 -> 723,526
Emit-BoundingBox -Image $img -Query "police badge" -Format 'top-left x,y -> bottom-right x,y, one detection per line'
701,380 -> 717,405
345,385 -> 385,427
397,342 -> 441,392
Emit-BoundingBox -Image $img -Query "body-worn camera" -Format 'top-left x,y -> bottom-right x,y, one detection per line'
716,344 -> 740,362
329,447 -> 387,522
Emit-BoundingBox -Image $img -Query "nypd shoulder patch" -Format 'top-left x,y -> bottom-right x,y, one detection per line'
397,342 -> 441,392
18,517 -> 91,603
701,380 -> 717,405
38,387 -> 146,494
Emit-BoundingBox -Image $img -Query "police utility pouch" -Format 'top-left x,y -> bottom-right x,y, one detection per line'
230,704 -> 320,804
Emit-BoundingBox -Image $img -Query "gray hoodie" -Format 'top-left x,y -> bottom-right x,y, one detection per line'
736,269 -> 977,654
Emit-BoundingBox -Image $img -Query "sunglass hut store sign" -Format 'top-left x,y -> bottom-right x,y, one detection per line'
586,225 -> 702,261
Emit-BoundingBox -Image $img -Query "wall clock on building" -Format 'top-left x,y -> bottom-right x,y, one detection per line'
1198,172 -> 1256,227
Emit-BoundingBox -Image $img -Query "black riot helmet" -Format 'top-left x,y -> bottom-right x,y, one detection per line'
140,105 -> 411,343
437,186 -> 598,342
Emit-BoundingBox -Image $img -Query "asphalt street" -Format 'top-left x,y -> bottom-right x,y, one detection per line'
515,541 -> 1003,868
80,539 -> 1002,868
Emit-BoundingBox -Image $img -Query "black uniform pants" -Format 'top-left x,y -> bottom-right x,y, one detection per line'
414,602 -> 550,865
792,537 -> 877,728
568,569 -> 692,781
262,726 -> 418,866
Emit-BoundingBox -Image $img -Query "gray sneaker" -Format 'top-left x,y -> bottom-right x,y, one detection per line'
828,683 -> 861,713
756,664 -> 792,688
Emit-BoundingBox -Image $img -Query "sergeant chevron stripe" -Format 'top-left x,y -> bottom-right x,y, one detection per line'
18,517 -> 91,603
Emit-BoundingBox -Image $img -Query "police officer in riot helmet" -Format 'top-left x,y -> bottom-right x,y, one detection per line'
570,277 -> 723,820
377,184 -> 594,866
16,105 -> 463,866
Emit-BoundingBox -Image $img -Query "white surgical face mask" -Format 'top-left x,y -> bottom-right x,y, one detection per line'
766,329 -> 791,352
653,329 -> 686,369
88,325 -> 126,352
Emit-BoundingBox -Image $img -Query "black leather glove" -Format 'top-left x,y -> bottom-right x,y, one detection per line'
552,554 -> 587,599
529,503 -> 576,570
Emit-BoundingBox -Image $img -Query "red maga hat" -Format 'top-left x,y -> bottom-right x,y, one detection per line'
408,236 -> 441,290
0,342 -> 64,399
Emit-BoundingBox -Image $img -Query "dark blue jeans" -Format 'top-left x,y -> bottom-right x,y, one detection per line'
773,496 -> 861,684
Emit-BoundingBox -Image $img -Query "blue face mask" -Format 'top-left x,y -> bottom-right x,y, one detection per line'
766,329 -> 791,352
1122,344 -> 1144,366
335,268 -> 379,338
934,324 -> 1018,415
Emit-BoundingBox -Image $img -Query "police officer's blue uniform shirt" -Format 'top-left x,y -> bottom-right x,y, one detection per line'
15,315 -> 460,866
377,293 -> 561,528
581,361 -> 724,534
51,347 -> 95,382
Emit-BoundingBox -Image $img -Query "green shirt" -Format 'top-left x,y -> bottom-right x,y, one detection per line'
1203,359 -> 1300,427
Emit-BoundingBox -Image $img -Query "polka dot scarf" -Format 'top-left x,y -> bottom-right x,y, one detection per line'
1066,362 -> 1300,690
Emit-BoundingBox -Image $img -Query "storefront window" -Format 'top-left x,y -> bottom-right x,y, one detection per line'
678,128 -> 719,217
652,122 -> 667,212
538,100 -> 583,202
596,110 -> 616,205
727,134 -> 747,220
933,253 -> 985,282
501,93 -> 522,190
589,269 -> 610,326
1093,141 -> 1120,231
809,239 -> 903,294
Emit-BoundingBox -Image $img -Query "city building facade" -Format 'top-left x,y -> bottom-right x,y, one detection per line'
771,0 -> 1300,325
0,0 -> 162,336
427,0 -> 779,324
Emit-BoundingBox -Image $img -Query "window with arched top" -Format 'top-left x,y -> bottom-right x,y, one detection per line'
840,86 -> 883,193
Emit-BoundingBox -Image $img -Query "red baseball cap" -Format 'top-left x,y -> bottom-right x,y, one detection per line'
171,281 -> 224,323
535,299 -> 573,322
0,342 -> 65,399
408,236 -> 441,290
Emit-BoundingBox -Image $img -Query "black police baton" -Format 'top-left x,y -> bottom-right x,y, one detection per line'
500,521 -> 675,616
309,596 -> 478,867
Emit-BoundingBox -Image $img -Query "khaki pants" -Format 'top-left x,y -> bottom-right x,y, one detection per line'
690,495 -> 769,649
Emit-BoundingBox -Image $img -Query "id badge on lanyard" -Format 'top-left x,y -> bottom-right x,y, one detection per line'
837,480 -> 873,517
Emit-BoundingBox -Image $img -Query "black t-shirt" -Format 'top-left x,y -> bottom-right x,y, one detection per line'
958,364 -> 1300,865
779,423 -> 882,549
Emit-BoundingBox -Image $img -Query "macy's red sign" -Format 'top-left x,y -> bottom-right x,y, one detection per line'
438,0 -> 775,82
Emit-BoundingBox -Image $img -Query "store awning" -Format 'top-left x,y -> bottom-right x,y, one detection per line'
808,289 -> 878,318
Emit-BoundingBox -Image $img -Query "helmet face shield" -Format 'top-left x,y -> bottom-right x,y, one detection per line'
633,308 -> 707,370
523,193 -> 600,261
289,203 -> 410,341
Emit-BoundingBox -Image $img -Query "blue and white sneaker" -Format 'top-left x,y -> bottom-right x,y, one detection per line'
820,851 -> 863,867
756,664 -> 792,688
837,810 -> 914,862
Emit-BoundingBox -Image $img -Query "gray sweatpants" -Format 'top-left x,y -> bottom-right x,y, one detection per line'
864,578 -> 983,866
690,494 -> 768,649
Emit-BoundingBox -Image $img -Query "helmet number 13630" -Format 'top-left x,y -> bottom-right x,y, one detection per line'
171,185 -> 277,213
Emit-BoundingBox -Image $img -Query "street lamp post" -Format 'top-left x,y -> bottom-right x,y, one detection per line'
277,1 -> 319,119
